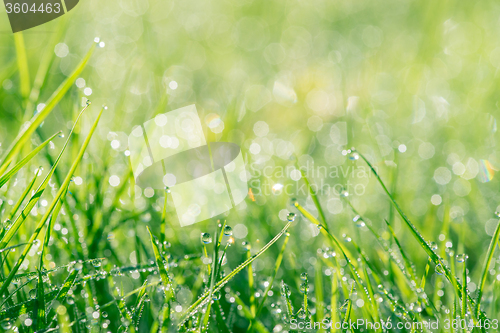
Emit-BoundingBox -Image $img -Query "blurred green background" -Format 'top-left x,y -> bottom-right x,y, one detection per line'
1,0 -> 500,331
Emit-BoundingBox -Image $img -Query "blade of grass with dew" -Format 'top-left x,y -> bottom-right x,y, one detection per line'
5,166 -> 40,222
0,42 -> 96,175
46,268 -> 81,326
132,283 -> 148,330
384,219 -> 417,282
475,218 -> 500,317
0,106 -> 103,297
356,150 -> 478,313
146,226 -> 173,300
247,232 -> 290,332
178,221 -> 293,329
147,226 -> 174,332
201,224 -> 223,332
300,170 -> 328,230
0,131 -> 60,187
341,285 -> 354,333
35,268 -> 46,330
0,105 -> 89,250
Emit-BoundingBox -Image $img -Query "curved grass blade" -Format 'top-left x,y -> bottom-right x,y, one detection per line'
0,131 -> 60,187
0,104 -> 89,251
0,42 -> 96,175
356,150 -> 478,312
147,226 -> 173,300
247,232 -> 290,332
35,268 -> 46,330
178,221 -> 293,329
6,166 -> 40,221
476,219 -> 500,317
0,106 -> 104,297
300,170 -> 329,231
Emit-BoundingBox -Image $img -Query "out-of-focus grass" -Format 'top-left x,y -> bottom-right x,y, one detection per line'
1,0 -> 500,332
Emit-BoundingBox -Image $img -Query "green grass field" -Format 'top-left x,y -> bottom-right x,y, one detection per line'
0,0 -> 500,332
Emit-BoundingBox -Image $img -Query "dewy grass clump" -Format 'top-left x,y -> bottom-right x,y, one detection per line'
1,0 -> 500,332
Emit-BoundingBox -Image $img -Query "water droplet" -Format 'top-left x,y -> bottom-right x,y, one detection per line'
212,291 -> 221,301
435,264 -> 445,275
201,233 -> 212,245
299,283 -> 309,293
340,190 -> 349,198
352,215 -> 365,227
1,320 -> 12,330
297,309 -> 306,319
300,272 -> 308,281
223,225 -> 233,236
91,259 -> 102,268
349,151 -> 359,161
29,288 -> 37,299
456,254 -> 468,263
242,241 -> 251,251
495,211 -> 500,218
429,242 -> 438,251
287,213 -> 296,222
165,187 -> 171,194
94,37 -> 100,43
73,261 -> 83,271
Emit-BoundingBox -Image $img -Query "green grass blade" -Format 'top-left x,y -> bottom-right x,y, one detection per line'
476,219 -> 500,317
0,105 -> 89,250
0,131 -> 60,188
247,232 -> 290,332
6,166 -> 40,221
300,170 -> 328,231
35,268 -> 46,330
14,32 -> 30,100
0,106 -> 103,297
356,151 -> 471,304
384,219 -> 417,282
178,221 -> 293,329
0,42 -> 96,175
147,226 -> 173,300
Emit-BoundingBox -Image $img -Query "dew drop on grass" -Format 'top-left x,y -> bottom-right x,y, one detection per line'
429,242 -> 438,251
456,254 -> 468,263
91,259 -> 102,268
495,211 -> 500,218
299,283 -> 309,293
1,320 -> 12,330
340,189 -> 349,197
73,261 -> 83,271
349,150 -> 359,161
223,225 -> 233,236
29,288 -> 37,299
165,187 -> 171,193
300,272 -> 308,281
435,264 -> 445,275
297,309 -> 306,319
212,291 -> 221,301
352,215 -> 365,227
287,213 -> 296,222
201,233 -> 212,245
